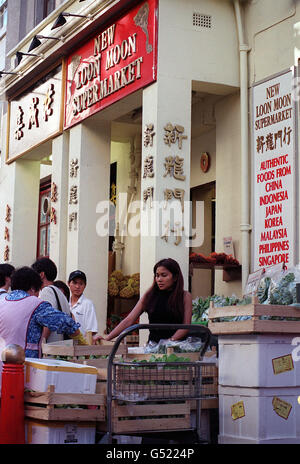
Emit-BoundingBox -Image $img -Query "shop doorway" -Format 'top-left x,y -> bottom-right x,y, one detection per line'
190,181 -> 216,298
37,177 -> 51,259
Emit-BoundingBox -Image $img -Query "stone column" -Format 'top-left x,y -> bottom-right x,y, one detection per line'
49,132 -> 70,281
10,160 -> 40,266
139,76 -> 192,337
67,120 -> 111,334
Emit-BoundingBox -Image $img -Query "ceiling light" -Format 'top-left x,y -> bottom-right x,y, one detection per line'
28,35 -> 63,52
0,71 -> 21,79
16,51 -> 43,66
51,12 -> 91,30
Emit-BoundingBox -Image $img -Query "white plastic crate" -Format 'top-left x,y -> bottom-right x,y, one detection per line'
218,334 -> 300,388
24,358 -> 97,394
218,385 -> 300,444
25,419 -> 96,444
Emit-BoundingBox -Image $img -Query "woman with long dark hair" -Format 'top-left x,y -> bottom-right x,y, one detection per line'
94,258 -> 192,343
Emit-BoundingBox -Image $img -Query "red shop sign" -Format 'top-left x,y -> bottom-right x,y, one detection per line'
65,0 -> 158,129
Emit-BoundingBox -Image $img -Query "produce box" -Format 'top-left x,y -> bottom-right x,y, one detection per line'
41,339 -> 127,360
208,297 -> 300,335
109,400 -> 191,434
25,419 -> 96,444
24,385 -> 105,422
218,333 -> 300,388
218,385 -> 300,444
24,358 -> 98,394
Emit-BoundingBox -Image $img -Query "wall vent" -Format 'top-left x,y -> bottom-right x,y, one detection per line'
193,13 -> 212,29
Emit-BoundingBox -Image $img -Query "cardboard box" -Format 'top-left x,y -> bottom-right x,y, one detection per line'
218,334 -> 300,388
25,419 -> 96,444
25,358 -> 97,394
218,385 -> 300,444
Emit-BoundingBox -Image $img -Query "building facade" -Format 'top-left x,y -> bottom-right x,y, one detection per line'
0,0 -> 298,336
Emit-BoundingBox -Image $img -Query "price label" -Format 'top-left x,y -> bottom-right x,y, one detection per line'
231,401 -> 245,420
272,354 -> 294,375
272,397 -> 292,420
244,268 -> 265,297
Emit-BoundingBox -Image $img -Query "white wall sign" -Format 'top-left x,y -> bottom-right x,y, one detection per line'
252,68 -> 296,269
6,64 -> 63,163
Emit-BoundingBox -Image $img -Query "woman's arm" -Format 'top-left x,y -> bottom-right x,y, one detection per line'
169,291 -> 192,341
92,295 -> 146,343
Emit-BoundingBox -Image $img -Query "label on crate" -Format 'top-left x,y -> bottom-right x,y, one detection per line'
231,401 -> 245,420
272,397 -> 292,420
64,425 -> 78,444
272,354 -> 294,375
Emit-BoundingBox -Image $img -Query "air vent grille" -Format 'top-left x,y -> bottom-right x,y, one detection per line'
193,13 -> 212,29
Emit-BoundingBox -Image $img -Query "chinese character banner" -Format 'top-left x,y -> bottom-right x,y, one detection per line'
7,65 -> 63,162
252,69 -> 296,269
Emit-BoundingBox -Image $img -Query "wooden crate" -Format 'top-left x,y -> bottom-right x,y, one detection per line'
24,385 -> 105,422
125,335 -> 139,347
124,351 -> 202,362
208,298 -> 300,335
42,339 -> 127,360
93,358 -> 218,405
107,400 -> 191,434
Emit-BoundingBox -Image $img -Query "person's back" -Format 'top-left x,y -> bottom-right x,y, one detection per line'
39,285 -> 71,342
32,258 -> 71,343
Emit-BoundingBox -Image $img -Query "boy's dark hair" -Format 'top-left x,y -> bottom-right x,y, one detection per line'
53,280 -> 70,301
31,258 -> 57,282
0,264 -> 15,287
11,267 -> 43,292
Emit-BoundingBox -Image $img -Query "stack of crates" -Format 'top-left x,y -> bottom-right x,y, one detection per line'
209,299 -> 300,444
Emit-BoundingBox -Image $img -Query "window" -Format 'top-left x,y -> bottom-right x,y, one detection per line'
35,0 -> 56,26
0,0 -> 7,36
37,181 -> 51,259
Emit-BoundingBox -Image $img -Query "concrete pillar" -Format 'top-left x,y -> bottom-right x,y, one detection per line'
67,120 -> 111,334
139,76 -> 192,336
50,132 -> 70,281
10,159 -> 40,267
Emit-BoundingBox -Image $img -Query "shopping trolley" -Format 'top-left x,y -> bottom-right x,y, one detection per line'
104,323 -> 216,444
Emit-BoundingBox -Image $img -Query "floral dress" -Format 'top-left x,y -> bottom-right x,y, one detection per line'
6,290 -> 80,357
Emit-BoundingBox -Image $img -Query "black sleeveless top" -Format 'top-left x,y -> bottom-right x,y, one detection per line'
146,290 -> 183,343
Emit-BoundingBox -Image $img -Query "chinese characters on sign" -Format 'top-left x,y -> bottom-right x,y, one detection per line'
8,66 -> 63,162
50,182 -> 58,225
253,70 -> 295,269
163,155 -> 186,180
161,123 -> 187,246
163,123 -> 187,149
143,155 -> 154,178
144,124 -> 155,147
16,86 -> 55,135
70,158 -> 79,178
142,121 -> 188,246
69,158 -> 79,231
4,205 -> 11,261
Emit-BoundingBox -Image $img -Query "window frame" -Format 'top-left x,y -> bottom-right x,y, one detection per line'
37,179 -> 52,260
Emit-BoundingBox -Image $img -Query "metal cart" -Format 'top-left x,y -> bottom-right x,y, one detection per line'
104,323 -> 216,444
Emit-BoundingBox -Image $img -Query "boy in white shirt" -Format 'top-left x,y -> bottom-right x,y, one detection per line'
68,270 -> 98,337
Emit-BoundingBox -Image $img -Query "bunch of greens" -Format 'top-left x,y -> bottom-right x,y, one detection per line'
191,297 -> 210,325
210,294 -> 251,307
269,272 -> 296,305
